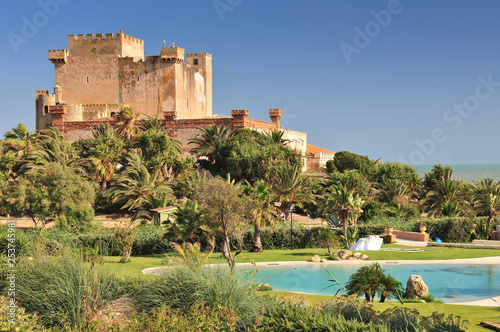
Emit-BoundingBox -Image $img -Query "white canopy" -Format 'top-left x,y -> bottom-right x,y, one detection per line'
349,236 -> 383,251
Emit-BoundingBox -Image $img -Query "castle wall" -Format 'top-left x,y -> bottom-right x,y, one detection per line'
54,54 -> 120,110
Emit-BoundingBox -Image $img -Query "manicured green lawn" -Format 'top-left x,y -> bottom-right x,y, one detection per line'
233,244 -> 499,263
103,244 -> 499,278
265,291 -> 500,332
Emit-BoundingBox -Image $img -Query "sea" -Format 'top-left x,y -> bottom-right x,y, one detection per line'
413,164 -> 500,183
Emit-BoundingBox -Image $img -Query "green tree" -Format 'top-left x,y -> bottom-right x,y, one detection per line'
319,185 -> 364,247
134,117 -> 182,180
114,106 -> 139,143
169,200 -> 208,241
189,124 -> 231,163
83,123 -> 124,191
269,162 -> 308,221
243,180 -> 279,252
332,151 -> 376,175
193,177 -> 249,273
421,179 -> 469,218
345,263 -> 401,302
105,150 -> 175,221
16,127 -> 80,175
4,123 -> 39,158
472,178 -> 500,235
5,163 -> 95,227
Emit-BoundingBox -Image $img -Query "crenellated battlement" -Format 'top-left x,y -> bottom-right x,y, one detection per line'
49,49 -> 69,63
68,31 -> 144,45
186,53 -> 212,57
68,30 -> 144,58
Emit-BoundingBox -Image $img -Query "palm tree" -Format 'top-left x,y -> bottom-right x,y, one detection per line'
268,162 -> 308,221
134,117 -> 182,180
4,123 -> 39,158
16,127 -> 80,175
189,124 -> 231,165
114,107 -> 139,143
106,150 -> 174,220
473,178 -> 500,235
86,123 -> 124,191
346,263 -> 401,302
243,180 -> 279,252
320,184 -> 364,247
170,200 -> 207,241
421,179 -> 469,218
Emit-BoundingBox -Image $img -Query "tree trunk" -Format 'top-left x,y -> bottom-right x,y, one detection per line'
380,294 -> 386,303
253,223 -> 263,253
343,218 -> 349,248
365,292 -> 370,301
327,244 -> 333,256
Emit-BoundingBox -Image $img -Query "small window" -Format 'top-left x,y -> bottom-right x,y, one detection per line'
86,77 -> 89,83
110,112 -> 116,117
193,59 -> 198,65
44,105 -> 49,114
137,75 -> 140,82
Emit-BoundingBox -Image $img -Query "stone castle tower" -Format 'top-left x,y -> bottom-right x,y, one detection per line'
36,30 -> 212,130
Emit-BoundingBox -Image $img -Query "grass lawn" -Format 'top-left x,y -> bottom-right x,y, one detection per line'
265,291 -> 500,332
103,244 -> 499,277
233,244 -> 500,263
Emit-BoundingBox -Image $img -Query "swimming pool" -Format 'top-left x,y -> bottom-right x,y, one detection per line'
238,262 -> 500,303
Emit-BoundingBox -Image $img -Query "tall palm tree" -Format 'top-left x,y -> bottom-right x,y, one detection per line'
114,107 -> 139,143
85,123 -> 124,191
473,178 -> 500,233
268,162 -> 308,220
243,180 -> 279,252
320,184 -> 364,247
16,127 -> 79,175
134,117 -> 182,180
4,123 -> 39,158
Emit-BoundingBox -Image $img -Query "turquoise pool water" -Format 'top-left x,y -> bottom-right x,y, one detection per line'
239,263 -> 500,303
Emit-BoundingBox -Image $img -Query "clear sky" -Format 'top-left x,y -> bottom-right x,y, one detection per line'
1,0 -> 500,165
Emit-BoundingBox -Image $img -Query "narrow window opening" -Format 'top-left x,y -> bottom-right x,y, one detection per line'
44,105 -> 49,114
86,77 -> 89,83
137,75 -> 140,82
193,59 -> 198,65
110,112 -> 116,118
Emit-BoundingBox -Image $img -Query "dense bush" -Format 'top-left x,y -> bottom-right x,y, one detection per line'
259,296 -> 388,331
0,225 -> 30,257
126,302 -> 240,332
134,261 -> 262,330
132,224 -> 171,255
422,218 -> 477,243
16,254 -> 124,329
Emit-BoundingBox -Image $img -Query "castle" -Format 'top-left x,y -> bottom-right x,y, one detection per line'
36,30 -> 333,169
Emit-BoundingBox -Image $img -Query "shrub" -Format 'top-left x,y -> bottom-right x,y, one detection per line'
0,296 -> 47,332
15,254 -> 122,329
259,296 -> 388,331
0,225 -> 30,257
126,302 -> 240,332
133,261 -> 262,330
132,224 -> 170,255
56,203 -> 95,234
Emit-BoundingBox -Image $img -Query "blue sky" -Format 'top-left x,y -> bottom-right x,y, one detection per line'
1,0 -> 500,165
